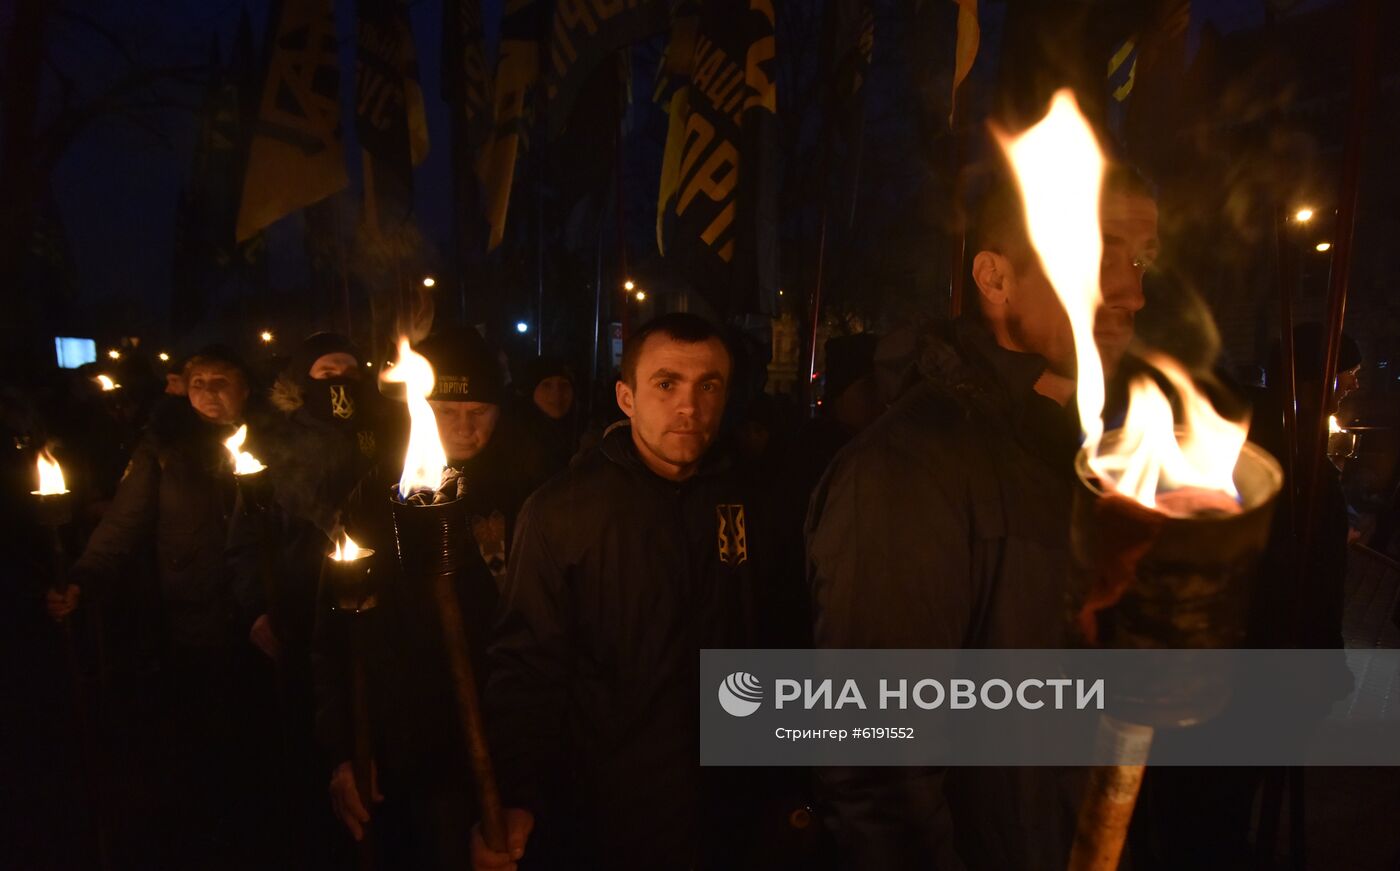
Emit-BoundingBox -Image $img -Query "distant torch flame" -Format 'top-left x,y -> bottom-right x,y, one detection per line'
223,424 -> 266,475
999,90 -> 1247,513
381,337 -> 447,499
95,374 -> 120,391
331,532 -> 366,561
1328,415 -> 1341,435
33,448 -> 68,495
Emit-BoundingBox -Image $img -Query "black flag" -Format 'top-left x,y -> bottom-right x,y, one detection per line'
658,0 -> 779,320
542,0 -> 670,137
356,0 -> 430,230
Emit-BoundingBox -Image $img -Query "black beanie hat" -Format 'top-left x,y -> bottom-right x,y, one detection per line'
415,326 -> 504,404
517,355 -> 572,396
288,332 -> 363,380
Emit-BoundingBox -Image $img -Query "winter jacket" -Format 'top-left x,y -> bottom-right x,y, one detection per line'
485,421 -> 769,869
69,399 -> 259,650
806,318 -> 1083,871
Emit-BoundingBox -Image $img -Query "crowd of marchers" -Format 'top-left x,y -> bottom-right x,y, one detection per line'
11,164 -> 1377,871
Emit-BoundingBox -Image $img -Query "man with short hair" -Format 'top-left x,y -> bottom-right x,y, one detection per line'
807,169 -> 1157,869
473,313 -> 767,870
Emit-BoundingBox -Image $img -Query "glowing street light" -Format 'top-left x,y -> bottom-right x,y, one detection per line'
422,276 -> 436,288
1315,242 -> 1332,253
1294,207 -> 1315,223
623,279 -> 635,292
260,330 -> 275,344
107,349 -> 121,360
158,352 -> 170,362
515,321 -> 529,334
634,291 -> 647,302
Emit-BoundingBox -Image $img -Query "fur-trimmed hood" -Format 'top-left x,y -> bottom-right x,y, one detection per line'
269,373 -> 304,414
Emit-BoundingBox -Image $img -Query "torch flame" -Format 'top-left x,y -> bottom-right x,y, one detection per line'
95,374 -> 120,391
1328,415 -> 1341,435
223,424 -> 266,475
381,336 -> 447,499
332,532 -> 365,561
34,448 -> 68,495
1000,90 -> 1248,512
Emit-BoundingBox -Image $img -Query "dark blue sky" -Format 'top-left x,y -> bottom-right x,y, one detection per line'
40,0 -> 1331,338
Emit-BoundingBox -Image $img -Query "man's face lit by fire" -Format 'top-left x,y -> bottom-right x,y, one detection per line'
616,334 -> 730,481
975,190 -> 1157,378
429,400 -> 501,464
186,364 -> 249,425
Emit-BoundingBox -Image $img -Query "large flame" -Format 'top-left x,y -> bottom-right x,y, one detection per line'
331,531 -> 366,561
95,374 -> 120,391
1328,415 -> 1342,435
999,90 -> 1247,513
223,424 -> 266,475
381,336 -> 447,499
33,448 -> 68,495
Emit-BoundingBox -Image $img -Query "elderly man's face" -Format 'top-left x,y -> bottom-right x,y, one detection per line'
186,364 -> 249,425
429,400 -> 501,463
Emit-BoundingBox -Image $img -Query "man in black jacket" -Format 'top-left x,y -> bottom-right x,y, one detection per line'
473,313 -> 766,870
318,326 -> 546,869
807,170 -> 1157,869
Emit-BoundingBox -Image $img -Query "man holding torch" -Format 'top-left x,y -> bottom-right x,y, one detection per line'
473,313 -> 770,870
806,168 -> 1158,869
317,326 -> 546,868
42,345 -> 280,863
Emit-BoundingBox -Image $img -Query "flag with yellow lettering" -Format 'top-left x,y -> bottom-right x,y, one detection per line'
236,0 -> 347,242
543,0 -> 670,137
658,0 -> 778,319
356,0 -> 430,230
479,0 -> 543,251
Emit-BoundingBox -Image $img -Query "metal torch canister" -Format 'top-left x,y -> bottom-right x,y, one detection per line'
33,490 -> 75,590
1067,438 -> 1284,726
387,486 -> 508,852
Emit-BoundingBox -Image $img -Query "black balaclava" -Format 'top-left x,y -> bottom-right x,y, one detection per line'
292,333 -> 365,425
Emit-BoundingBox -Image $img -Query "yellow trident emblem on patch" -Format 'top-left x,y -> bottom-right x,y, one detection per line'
716,504 -> 748,566
329,384 -> 355,420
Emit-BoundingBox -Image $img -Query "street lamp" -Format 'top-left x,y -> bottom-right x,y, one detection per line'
422,276 -> 436,288
1294,207 -> 1315,223
623,280 -> 635,292
260,330 -> 275,344
107,349 -> 121,360
158,352 -> 170,362
635,291 -> 646,302
515,321 -> 529,334
1315,242 -> 1332,253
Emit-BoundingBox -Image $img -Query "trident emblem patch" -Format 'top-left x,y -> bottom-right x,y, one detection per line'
329,384 -> 355,420
716,504 -> 748,566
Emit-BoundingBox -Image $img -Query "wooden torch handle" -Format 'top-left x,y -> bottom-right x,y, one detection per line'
428,572 -> 508,853
1068,716 -> 1154,871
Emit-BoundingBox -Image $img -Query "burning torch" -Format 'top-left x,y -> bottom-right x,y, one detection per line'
325,531 -> 378,869
999,92 -> 1284,871
381,337 -> 508,852
223,424 -> 278,648
32,448 -> 74,607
